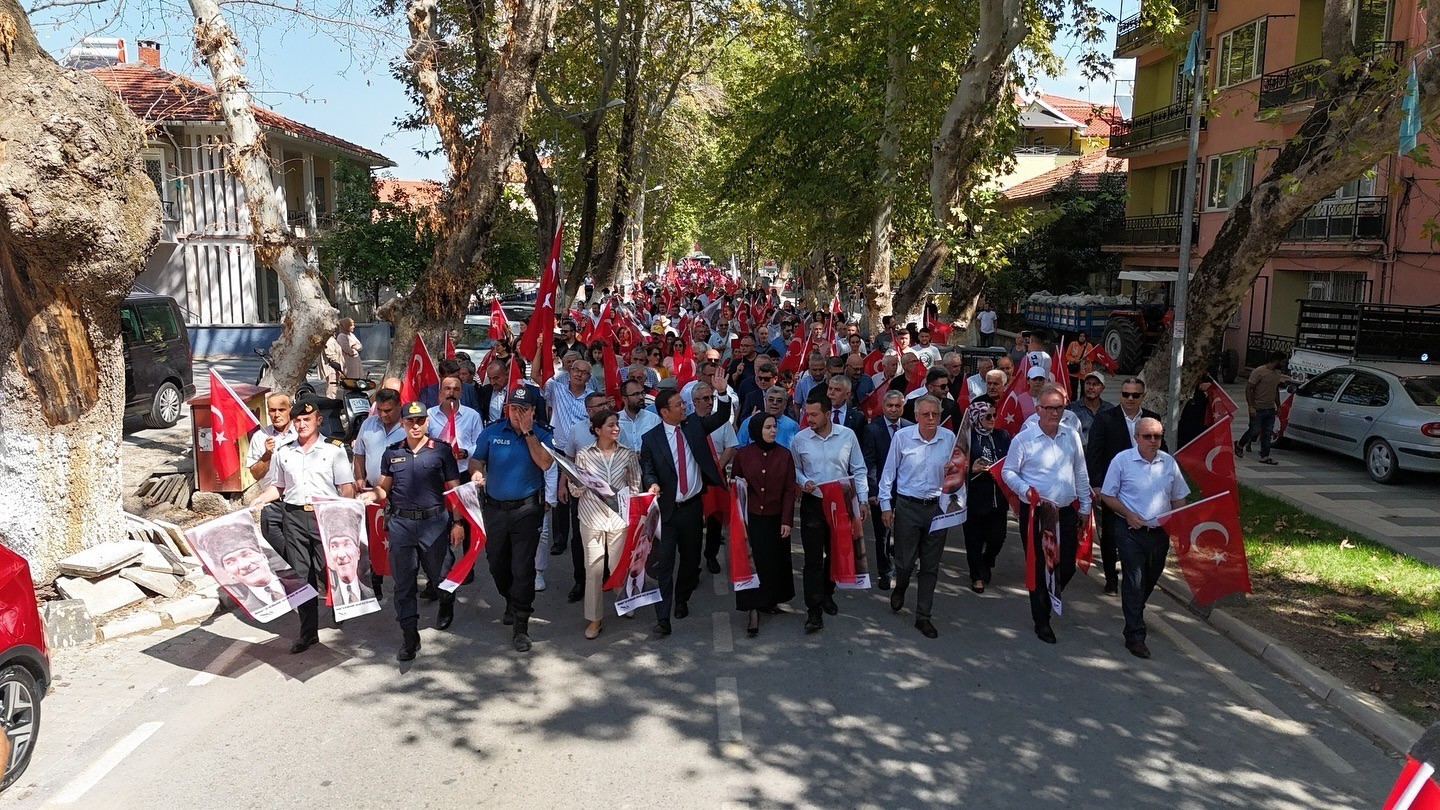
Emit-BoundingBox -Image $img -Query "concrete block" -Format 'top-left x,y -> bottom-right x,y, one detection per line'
1261,643 -> 1345,702
138,542 -> 186,576
97,612 -> 163,641
1329,690 -> 1426,754
39,599 -> 96,648
152,518 -> 191,556
56,541 -> 145,578
120,568 -> 181,598
192,576 -> 221,600
161,595 -> 222,627
55,574 -> 147,616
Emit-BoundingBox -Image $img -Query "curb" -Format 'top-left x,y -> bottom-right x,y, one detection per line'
1154,570 -> 1424,754
80,595 -> 227,644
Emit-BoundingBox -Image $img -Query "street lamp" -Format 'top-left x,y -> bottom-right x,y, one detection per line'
563,98 -> 625,122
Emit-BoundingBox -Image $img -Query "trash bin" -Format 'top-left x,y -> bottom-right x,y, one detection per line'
189,383 -> 270,493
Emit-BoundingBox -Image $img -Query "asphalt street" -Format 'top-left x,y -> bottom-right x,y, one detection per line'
12,521 -> 1401,809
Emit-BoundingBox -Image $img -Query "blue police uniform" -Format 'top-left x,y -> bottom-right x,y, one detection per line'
382,437 -> 461,628
471,418 -> 553,624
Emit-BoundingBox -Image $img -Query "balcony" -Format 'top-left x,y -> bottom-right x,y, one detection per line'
1259,41 -> 1403,112
1014,145 -> 1081,156
1115,0 -> 1216,57
1285,196 -> 1388,242
1111,213 -> 1200,246
1110,99 -> 1203,153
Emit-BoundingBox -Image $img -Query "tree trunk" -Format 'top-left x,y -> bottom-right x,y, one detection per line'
563,124 -> 603,305
946,261 -> 983,337
891,236 -> 949,323
865,24 -> 907,330
0,0 -> 163,580
518,136 -> 557,268
592,1 -> 648,293
190,0 -> 335,392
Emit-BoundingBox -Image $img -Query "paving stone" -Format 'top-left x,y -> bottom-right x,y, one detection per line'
56,541 -> 145,578
160,595 -> 222,626
39,599 -> 96,648
55,574 -> 147,616
138,542 -> 187,576
120,567 -> 181,598
97,612 -> 163,641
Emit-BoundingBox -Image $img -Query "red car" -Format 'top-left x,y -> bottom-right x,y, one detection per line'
0,545 -> 48,791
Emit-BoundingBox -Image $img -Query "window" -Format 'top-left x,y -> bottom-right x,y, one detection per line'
136,303 -> 180,344
1299,370 -> 1349,402
313,176 -> 329,217
1217,18 -> 1267,87
1355,0 -> 1392,44
141,147 -> 175,220
1338,372 -> 1390,407
1401,376 -> 1440,407
119,307 -> 141,345
1205,151 -> 1253,210
1306,271 -> 1366,303
1167,166 -> 1189,213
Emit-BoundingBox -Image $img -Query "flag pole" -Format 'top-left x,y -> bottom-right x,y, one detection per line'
1167,0 -> 1209,447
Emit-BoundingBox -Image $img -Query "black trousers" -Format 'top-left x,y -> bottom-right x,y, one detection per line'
799,495 -> 836,611
870,500 -> 893,578
563,499 -> 584,584
1017,503 -> 1078,628
259,502 -> 286,556
279,505 -> 324,639
483,499 -> 544,618
1117,521 -> 1170,644
963,508 -> 1008,582
651,497 -> 704,621
1097,504 -> 1120,586
388,513 -> 451,626
704,514 -> 723,561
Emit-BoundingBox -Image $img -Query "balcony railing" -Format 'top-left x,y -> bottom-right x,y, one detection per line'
1014,145 -> 1081,156
1285,196 -> 1388,242
1112,213 -> 1200,245
1116,0 -> 1217,54
1111,98 -> 1203,150
1259,41 -> 1403,111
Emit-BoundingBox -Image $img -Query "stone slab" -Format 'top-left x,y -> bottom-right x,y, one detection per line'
161,596 -> 222,626
138,542 -> 186,576
120,568 -> 181,598
97,612 -> 163,641
39,599 -> 96,648
56,541 -> 145,578
55,574 -> 147,616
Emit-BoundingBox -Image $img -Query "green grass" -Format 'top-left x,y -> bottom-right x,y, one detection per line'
1237,484 -> 1440,716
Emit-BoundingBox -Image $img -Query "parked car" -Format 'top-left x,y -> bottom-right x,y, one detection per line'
1281,363 -> 1440,483
121,292 -> 196,428
0,545 -> 49,791
455,313 -> 527,355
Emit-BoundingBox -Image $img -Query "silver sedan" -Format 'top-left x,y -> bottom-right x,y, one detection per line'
1281,363 -> 1440,483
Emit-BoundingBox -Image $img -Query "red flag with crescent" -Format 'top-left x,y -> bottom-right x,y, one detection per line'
208,369 -> 260,481
517,217 -> 562,379
1156,491 -> 1252,606
1174,415 -> 1237,498
365,501 -> 390,576
861,349 -> 885,376
859,376 -> 890,420
1085,343 -> 1119,374
442,482 -> 489,591
1206,375 -> 1238,426
400,332 -> 441,407
728,480 -> 759,591
444,331 -> 456,360
819,480 -> 868,587
994,391 -> 1030,435
488,298 -> 510,342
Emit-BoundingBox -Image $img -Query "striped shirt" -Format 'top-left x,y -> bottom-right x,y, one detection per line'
572,444 -> 643,533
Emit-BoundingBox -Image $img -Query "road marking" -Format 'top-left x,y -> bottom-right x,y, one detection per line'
712,612 -> 733,653
49,722 -> 163,804
716,677 -> 743,757
188,637 -> 254,687
1148,611 -> 1356,774
712,569 -> 727,596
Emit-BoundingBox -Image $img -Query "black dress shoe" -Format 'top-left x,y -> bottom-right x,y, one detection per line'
373,580 -> 384,601
763,604 -> 786,614
970,580 -> 985,594
1233,440 -> 1245,458
502,605 -> 515,626
804,610 -> 823,633
706,557 -> 721,574
877,575 -> 891,591
821,596 -> 838,616
674,600 -> 689,619
915,619 -> 938,639
746,611 -> 759,637
1035,625 -> 1057,644
550,541 -> 567,556
654,619 -> 672,636
982,567 -> 994,585
437,600 -> 455,630
290,634 -> 320,654
567,583 -> 585,603
1103,582 -> 1119,597
419,584 -> 439,601
890,590 -> 905,613
1126,640 -> 1152,659
397,626 -> 420,661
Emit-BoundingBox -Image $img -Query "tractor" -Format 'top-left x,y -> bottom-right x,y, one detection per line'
1099,270 -> 1240,381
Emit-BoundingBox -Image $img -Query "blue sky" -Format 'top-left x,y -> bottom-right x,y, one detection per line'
31,0 -> 1133,182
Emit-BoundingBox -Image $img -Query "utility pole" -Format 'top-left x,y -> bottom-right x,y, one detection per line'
1167,0 -> 1209,445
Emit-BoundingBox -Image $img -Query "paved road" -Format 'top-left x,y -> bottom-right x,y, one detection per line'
14,527 -> 1400,808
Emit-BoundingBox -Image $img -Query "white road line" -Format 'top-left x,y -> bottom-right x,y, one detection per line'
1148,611 -> 1356,774
187,637 -> 254,687
716,676 -> 743,756
48,722 -> 163,805
712,612 -> 734,653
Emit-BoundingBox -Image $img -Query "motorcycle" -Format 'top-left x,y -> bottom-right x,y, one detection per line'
254,349 -> 374,447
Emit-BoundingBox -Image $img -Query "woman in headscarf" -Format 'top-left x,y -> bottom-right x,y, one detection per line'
962,399 -> 1012,593
729,413 -> 798,637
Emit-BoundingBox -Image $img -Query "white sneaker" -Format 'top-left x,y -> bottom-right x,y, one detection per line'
535,572 -> 547,591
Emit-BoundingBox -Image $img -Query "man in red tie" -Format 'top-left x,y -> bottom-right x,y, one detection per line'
641,388 -> 733,636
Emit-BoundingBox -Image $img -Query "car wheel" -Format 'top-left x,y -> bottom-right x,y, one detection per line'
1366,438 -> 1400,484
142,381 -> 183,429
0,665 -> 41,791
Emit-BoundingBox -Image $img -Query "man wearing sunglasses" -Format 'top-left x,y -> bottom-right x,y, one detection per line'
1085,377 -> 1165,596
1099,416 -> 1189,659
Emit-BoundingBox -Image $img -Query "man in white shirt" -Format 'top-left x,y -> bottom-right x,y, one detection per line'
426,376 -> 484,462
911,327 -> 943,369
791,391 -> 869,633
871,353 -> 899,393
246,392 -> 297,556
965,358 -> 994,401
878,395 -> 956,639
354,388 -> 405,490
1002,386 -> 1091,645
1099,416 -> 1189,659
976,302 -> 998,347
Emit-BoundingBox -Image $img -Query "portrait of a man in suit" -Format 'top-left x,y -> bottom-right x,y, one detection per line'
196,519 -> 305,618
317,504 -> 376,607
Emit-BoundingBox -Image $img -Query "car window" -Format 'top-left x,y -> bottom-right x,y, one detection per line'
1337,372 -> 1389,407
136,303 -> 180,343
1298,370 -> 1349,402
1402,376 -> 1440,407
457,324 -> 494,350
119,307 -> 141,344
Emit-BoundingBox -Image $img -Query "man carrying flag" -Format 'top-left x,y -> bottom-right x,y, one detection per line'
791,390 -> 869,633
209,369 -> 261,482
359,401 -> 462,661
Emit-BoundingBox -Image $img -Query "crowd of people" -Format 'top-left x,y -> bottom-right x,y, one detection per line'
246,281 -> 1191,663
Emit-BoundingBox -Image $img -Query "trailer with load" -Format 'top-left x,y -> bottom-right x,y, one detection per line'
1287,300 -> 1440,382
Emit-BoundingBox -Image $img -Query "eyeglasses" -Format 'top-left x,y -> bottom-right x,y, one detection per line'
1037,405 -> 1064,412
980,413 -> 995,420
1120,391 -> 1144,399
1138,433 -> 1164,440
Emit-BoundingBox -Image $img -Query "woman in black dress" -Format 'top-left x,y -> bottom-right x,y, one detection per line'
962,400 -> 1012,593
730,414 -> 798,637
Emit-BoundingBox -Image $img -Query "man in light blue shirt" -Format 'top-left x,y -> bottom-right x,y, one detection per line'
737,386 -> 800,449
791,392 -> 868,632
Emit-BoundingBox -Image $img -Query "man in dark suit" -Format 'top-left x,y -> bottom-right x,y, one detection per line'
824,375 -> 867,436
640,387 -> 733,636
1085,376 -> 1164,595
476,359 -> 548,427
902,369 -> 962,431
861,389 -> 911,591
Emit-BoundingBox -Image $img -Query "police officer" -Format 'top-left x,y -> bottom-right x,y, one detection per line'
469,385 -> 554,653
361,401 -> 462,661
251,398 -> 355,653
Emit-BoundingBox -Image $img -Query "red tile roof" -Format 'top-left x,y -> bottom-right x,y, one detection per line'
1002,150 -> 1127,203
1034,92 -> 1122,138
376,178 -> 443,210
88,63 -> 392,166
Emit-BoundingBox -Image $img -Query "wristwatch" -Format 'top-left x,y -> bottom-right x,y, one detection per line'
521,429 -> 536,438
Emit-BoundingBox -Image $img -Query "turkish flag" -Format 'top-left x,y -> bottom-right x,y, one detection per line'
1076,509 -> 1095,574
444,331 -> 456,360
1053,338 -> 1071,393
603,493 -> 660,591
728,480 -> 759,591
779,333 -> 809,375
926,312 -> 953,344
1383,756 -> 1440,810
1206,376 -> 1238,425
859,376 -> 891,420
365,501 -> 390,576
1156,491 -> 1252,606
601,341 -> 621,409
209,370 -> 259,481
862,349 -> 884,376
988,456 -> 1021,513
904,359 -> 927,393
488,298 -> 510,342
442,482 -> 489,591
507,357 -> 524,395
819,481 -> 866,586
400,332 -> 441,407
1276,389 -> 1295,439
672,339 -> 696,387
517,217 -> 563,371
1175,415 -> 1237,498
1085,343 -> 1119,374
994,391 -> 1031,434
